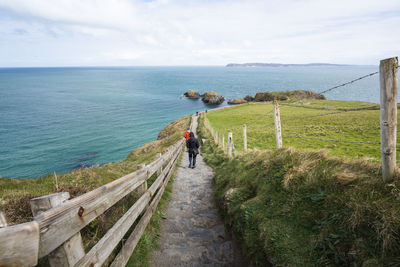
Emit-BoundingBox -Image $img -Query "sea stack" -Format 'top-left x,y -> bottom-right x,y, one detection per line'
184,90 -> 201,99
202,92 -> 225,105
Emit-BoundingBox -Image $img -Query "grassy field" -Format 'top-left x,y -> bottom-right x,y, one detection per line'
198,112 -> 400,266
205,100 -> 400,162
0,116 -> 190,266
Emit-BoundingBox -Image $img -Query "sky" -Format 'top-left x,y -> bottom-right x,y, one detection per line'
0,0 -> 399,67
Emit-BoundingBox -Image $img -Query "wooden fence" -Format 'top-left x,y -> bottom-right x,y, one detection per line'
0,138 -> 185,267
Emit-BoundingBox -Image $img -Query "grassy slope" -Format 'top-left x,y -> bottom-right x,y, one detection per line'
0,116 -> 190,266
205,100 -> 400,162
198,104 -> 400,266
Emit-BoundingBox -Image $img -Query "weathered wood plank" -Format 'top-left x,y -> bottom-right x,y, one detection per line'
33,171 -> 146,258
75,142 -> 183,266
74,192 -> 151,266
30,192 -> 85,267
0,221 -> 40,267
110,143 -> 183,267
34,143 -> 181,258
30,192 -> 70,216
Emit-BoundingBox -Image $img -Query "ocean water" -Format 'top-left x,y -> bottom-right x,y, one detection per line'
0,65 -> 386,179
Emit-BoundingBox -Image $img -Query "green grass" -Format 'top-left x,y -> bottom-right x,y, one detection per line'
198,113 -> 400,266
0,115 -> 190,266
206,100 -> 397,162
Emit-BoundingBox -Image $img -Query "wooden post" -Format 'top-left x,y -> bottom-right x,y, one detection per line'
380,56 -> 398,182
136,163 -> 148,195
0,221 -> 40,267
222,135 -> 225,150
243,124 -> 247,151
227,132 -> 233,157
30,192 -> 85,267
0,211 -> 7,228
156,153 -> 163,176
273,101 -> 283,149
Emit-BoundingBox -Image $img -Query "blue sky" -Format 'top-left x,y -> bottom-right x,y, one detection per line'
0,0 -> 399,67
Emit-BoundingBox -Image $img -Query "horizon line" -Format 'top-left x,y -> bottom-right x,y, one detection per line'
0,63 -> 378,69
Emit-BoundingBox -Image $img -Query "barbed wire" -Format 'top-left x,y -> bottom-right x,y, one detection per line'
318,71 -> 379,94
319,63 -> 399,94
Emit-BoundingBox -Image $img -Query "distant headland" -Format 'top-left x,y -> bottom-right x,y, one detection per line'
226,63 -> 350,67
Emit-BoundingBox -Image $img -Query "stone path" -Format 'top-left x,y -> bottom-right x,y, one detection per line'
151,115 -> 245,267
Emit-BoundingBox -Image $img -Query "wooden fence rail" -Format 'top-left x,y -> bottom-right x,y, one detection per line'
0,138 -> 185,267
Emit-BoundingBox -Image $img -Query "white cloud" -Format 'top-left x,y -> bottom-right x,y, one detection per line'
0,0 -> 399,66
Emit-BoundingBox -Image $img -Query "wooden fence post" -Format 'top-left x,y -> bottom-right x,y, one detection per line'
0,211 -> 7,228
156,153 -> 163,176
136,163 -> 148,195
273,101 -> 283,149
243,124 -> 247,151
30,192 -> 85,267
222,135 -> 225,150
227,132 -> 233,157
0,221 -> 40,267
380,56 -> 398,182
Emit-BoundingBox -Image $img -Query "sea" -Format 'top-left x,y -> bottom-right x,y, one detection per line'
0,65 -> 387,179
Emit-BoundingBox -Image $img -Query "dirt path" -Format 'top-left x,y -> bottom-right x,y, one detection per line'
151,115 -> 244,267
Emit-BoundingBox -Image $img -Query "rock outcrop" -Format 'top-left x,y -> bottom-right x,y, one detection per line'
184,90 -> 201,99
253,90 -> 325,102
227,98 -> 247,105
202,92 -> 225,105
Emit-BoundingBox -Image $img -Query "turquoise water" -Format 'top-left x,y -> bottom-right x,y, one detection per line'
0,65 -> 383,178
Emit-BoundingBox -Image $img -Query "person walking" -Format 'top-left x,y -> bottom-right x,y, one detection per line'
184,128 -> 190,141
186,132 -> 200,169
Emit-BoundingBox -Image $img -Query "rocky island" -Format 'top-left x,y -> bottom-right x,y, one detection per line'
202,92 -> 224,105
184,90 -> 201,99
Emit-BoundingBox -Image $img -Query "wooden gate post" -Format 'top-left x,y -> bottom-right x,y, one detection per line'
380,56 -> 398,182
227,132 -> 233,157
273,101 -> 283,149
243,124 -> 247,151
30,192 -> 85,267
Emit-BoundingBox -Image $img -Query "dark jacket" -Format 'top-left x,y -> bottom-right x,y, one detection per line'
186,137 -> 200,154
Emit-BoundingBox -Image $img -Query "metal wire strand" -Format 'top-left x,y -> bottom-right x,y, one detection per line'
319,71 -> 379,94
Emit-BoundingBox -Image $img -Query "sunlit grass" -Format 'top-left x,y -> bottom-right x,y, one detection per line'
206,101 -> 397,162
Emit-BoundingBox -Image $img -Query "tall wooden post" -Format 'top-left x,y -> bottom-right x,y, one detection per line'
243,124 -> 247,151
273,101 -> 283,149
222,135 -> 225,150
227,132 -> 233,157
380,57 -> 398,182
30,192 -> 85,267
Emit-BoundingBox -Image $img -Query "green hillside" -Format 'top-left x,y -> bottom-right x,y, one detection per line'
205,100 -> 400,162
